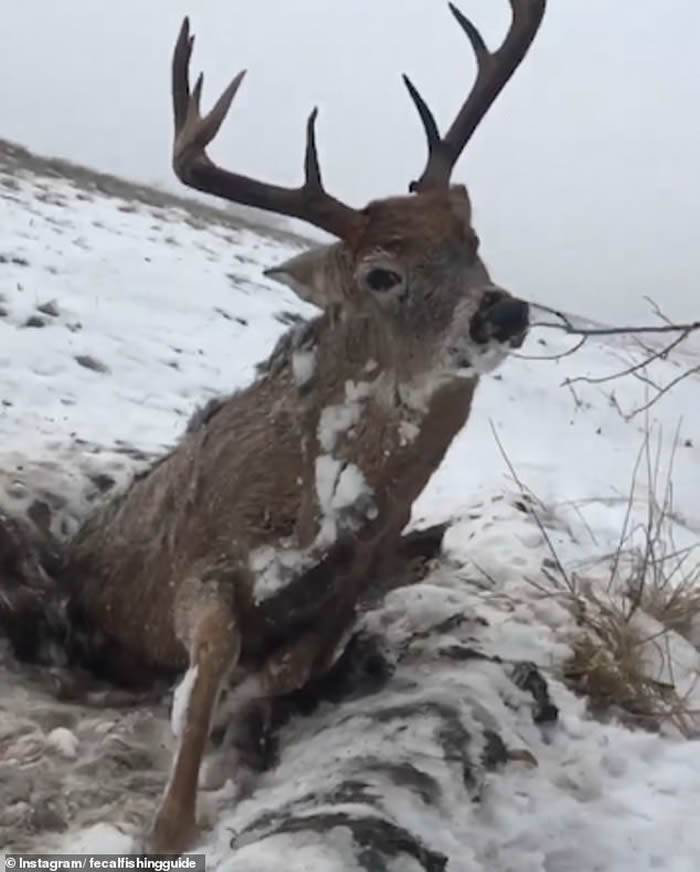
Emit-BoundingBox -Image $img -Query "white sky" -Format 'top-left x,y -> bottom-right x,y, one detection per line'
3,0 -> 699,324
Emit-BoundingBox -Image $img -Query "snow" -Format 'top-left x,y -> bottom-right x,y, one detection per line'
291,348 -> 316,388
317,380 -> 372,452
250,544 -> 310,605
2,146 -> 700,870
332,464 -> 372,515
46,727 -> 79,759
314,456 -> 375,548
171,665 -> 199,739
399,419 -> 421,445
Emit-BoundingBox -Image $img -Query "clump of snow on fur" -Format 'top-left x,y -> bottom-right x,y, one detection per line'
291,348 -> 316,388
314,456 -> 343,547
171,665 -> 199,738
333,464 -> 372,515
250,454 -> 375,599
250,544 -> 311,604
314,456 -> 375,547
318,380 -> 372,452
399,420 -> 421,446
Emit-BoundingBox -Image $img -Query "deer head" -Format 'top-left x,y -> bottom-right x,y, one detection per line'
172,1 -> 545,387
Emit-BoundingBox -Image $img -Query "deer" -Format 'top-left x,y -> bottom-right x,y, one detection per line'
7,0 -> 546,854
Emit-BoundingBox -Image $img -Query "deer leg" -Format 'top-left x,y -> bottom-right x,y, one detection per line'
213,615 -> 355,773
147,590 -> 240,855
240,632 -> 333,701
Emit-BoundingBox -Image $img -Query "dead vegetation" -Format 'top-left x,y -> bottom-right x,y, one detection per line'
492,420 -> 700,737
0,138 -> 308,247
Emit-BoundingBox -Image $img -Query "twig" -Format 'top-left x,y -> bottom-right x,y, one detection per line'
530,301 -> 700,339
628,364 -> 700,420
563,330 -> 690,388
513,334 -> 587,362
489,420 -> 574,594
527,298 -> 700,418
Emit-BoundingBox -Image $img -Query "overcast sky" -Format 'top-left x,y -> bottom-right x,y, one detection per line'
2,1 -> 699,324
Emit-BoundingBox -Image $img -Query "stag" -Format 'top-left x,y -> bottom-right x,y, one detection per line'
58,0 -> 545,853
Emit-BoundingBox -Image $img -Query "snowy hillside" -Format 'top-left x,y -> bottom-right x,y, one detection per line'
1,141 -> 699,870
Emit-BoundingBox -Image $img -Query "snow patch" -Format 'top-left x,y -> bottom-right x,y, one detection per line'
171,665 -> 198,738
55,823 -> 134,853
47,727 -> 79,759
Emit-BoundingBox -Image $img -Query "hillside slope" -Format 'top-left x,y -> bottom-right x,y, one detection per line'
1,145 -> 699,870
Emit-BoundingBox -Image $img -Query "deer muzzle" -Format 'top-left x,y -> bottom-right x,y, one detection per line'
469,291 -> 529,349
445,288 -> 529,377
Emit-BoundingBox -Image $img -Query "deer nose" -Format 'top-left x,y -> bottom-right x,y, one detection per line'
470,292 -> 529,348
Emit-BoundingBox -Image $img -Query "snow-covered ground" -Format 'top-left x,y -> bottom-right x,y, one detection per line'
1,142 -> 699,870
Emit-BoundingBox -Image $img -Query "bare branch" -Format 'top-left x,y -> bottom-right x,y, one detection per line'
530,301 -> 700,339
563,330 -> 690,388
628,364 -> 700,420
524,300 -> 700,418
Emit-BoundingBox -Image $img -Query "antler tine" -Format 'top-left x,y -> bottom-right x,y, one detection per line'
304,108 -> 323,189
402,75 -> 441,155
172,18 -> 195,134
171,19 -> 364,240
406,0 -> 546,193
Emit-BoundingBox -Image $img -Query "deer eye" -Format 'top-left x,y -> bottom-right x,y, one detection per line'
365,268 -> 403,293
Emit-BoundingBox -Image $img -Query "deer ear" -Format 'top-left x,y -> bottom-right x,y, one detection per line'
448,184 -> 472,222
264,244 -> 345,310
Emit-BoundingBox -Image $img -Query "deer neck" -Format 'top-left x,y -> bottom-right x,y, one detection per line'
305,307 -> 477,424
285,310 -> 478,550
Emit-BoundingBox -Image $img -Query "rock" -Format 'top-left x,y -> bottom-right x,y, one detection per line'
75,354 -> 110,374
37,300 -> 60,317
0,254 -> 29,267
27,499 -> 52,534
23,316 -> 46,329
510,661 -> 559,724
88,473 -> 117,494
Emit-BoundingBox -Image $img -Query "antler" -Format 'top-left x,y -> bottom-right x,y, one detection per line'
171,18 -> 365,240
404,0 -> 546,193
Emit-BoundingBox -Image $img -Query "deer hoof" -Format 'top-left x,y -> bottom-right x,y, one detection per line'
146,806 -> 198,855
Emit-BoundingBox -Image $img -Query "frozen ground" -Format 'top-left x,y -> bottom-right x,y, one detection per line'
1,140 -> 699,870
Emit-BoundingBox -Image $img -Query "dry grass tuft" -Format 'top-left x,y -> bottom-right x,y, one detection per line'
563,597 -> 699,736
492,417 -> 700,736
